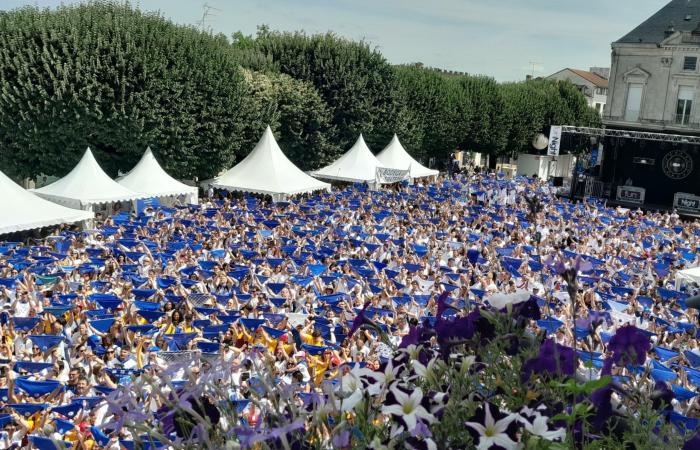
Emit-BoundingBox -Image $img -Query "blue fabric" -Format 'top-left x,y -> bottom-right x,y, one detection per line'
262,326 -> 287,339
672,384 -> 698,402
302,344 -> 328,356
14,361 -> 53,374
654,347 -> 679,362
12,317 -> 41,332
29,435 -> 71,450
15,378 -> 62,398
239,318 -> 265,331
29,335 -> 64,351
8,402 -> 48,417
89,318 -> 115,334
91,426 -> 111,447
54,417 -> 75,434
51,402 -> 82,418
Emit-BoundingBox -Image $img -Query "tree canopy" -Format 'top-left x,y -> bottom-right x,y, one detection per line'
0,1 -> 602,180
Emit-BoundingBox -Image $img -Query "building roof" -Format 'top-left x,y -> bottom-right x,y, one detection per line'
568,69 -> 609,88
547,68 -> 608,88
617,0 -> 700,44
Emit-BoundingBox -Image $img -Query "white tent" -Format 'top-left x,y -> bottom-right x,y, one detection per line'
0,170 -> 93,234
312,134 -> 386,183
117,147 -> 198,204
676,266 -> 700,290
33,148 -> 146,210
212,126 -> 331,200
375,134 -> 439,179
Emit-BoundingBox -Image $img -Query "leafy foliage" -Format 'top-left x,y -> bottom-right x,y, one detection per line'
0,2 -> 255,180
243,30 -> 397,154
242,69 -> 335,170
0,1 -> 602,180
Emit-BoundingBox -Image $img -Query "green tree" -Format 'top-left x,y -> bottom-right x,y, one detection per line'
244,30 -> 396,155
391,66 -> 472,162
456,75 -> 509,156
0,2 -> 256,180
243,69 -> 335,169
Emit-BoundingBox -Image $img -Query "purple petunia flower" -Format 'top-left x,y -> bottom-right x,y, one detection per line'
522,339 -> 575,382
348,301 -> 371,337
400,325 -> 422,348
684,430 -> 700,450
607,324 -> 651,366
435,291 -> 452,319
510,296 -> 541,321
590,383 -> 614,432
651,381 -> 674,413
435,308 -> 494,348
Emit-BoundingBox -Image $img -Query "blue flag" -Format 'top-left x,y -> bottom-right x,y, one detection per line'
14,361 -> 53,374
89,318 -> 115,334
239,318 -> 265,331
12,317 -> 41,332
8,403 -> 48,417
29,335 -> 64,351
15,378 -> 62,398
29,435 -> 72,450
91,426 -> 111,447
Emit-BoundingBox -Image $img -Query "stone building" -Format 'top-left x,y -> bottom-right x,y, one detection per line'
546,68 -> 609,114
605,0 -> 700,134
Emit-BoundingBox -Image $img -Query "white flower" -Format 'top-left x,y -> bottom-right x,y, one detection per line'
357,358 -> 399,395
517,408 -> 565,442
381,387 -> 437,431
333,372 -> 364,412
411,357 -> 437,379
487,289 -> 530,309
465,404 -> 522,450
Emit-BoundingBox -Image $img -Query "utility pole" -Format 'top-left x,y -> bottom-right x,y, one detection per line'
196,3 -> 221,33
528,61 -> 543,78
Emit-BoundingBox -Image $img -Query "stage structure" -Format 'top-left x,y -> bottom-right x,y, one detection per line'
559,126 -> 700,215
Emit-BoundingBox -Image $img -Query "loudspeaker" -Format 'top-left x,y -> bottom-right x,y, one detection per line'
685,295 -> 700,310
552,177 -> 564,187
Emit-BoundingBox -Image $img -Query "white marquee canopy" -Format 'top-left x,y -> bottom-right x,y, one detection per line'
0,170 -> 93,234
212,126 -> 330,199
33,148 -> 146,210
312,134 -> 386,183
375,134 -> 439,179
117,147 -> 198,204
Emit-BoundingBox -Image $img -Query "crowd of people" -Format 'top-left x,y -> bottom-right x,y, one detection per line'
0,172 -> 698,449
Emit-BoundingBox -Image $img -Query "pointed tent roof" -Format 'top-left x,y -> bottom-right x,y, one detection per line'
312,134 -> 386,182
375,135 -> 439,179
117,147 -> 197,199
33,148 -> 146,208
0,170 -> 93,234
212,126 -> 331,196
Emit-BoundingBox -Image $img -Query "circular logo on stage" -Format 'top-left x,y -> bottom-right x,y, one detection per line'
662,150 -> 693,179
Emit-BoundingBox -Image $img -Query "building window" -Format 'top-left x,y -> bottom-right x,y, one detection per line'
676,86 -> 694,125
683,56 -> 697,71
595,103 -> 602,113
625,83 -> 643,122
595,87 -> 608,96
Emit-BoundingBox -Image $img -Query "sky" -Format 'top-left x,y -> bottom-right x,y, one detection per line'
1,0 -> 668,81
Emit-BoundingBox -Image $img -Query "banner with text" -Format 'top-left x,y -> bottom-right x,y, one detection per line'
547,126 -> 562,156
375,167 -> 410,184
